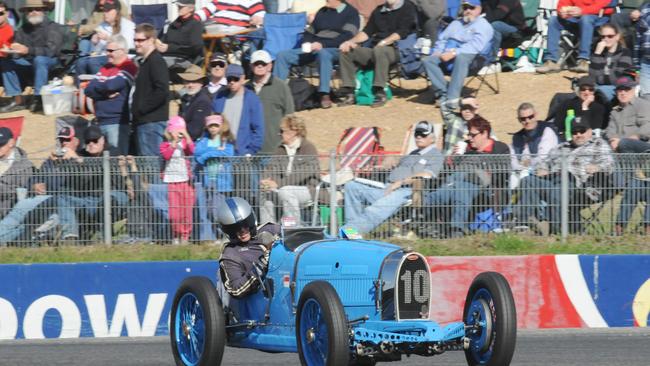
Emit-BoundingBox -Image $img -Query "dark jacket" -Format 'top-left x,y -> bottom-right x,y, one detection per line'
0,148 -> 34,219
219,237 -> 270,298
264,138 -> 320,195
451,139 -> 511,190
180,88 -> 213,141
84,59 -> 138,125
161,16 -> 205,60
246,76 -> 295,155
364,0 -> 417,46
555,96 -> 608,133
302,4 -> 360,48
589,46 -> 634,86
212,88 -> 265,156
132,50 -> 170,124
481,0 -> 527,30
14,18 -> 63,59
512,122 -> 559,155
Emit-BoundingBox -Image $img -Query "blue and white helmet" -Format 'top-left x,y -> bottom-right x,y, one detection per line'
216,197 -> 257,240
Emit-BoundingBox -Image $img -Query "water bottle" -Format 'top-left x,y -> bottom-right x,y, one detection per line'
421,38 -> 432,55
565,109 -> 575,141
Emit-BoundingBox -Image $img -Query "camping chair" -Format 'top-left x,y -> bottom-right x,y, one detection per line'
131,3 -> 169,36
462,42 -> 500,97
499,0 -> 543,70
573,172 -> 620,234
261,12 -> 307,59
0,116 -> 24,146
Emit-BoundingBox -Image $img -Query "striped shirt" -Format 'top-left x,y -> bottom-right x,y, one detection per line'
196,0 -> 266,32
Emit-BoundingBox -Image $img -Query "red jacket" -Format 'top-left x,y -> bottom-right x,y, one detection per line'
0,22 -> 13,57
556,0 -> 613,16
160,139 -> 196,180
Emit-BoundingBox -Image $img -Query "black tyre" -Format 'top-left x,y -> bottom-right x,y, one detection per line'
170,276 -> 226,366
296,281 -> 350,366
463,272 -> 517,366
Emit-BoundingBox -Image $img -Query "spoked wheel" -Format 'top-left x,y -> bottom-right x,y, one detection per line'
170,276 -> 226,366
463,272 -> 517,366
296,281 -> 350,366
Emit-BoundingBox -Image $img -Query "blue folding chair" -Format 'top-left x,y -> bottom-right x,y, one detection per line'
262,12 -> 307,59
447,0 -> 462,18
131,4 -> 169,36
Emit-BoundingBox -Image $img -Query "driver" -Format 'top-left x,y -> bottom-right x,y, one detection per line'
215,197 -> 275,298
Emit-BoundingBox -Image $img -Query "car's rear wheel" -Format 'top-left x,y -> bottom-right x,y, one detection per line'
170,276 -> 226,366
463,272 -> 517,366
296,281 -> 350,366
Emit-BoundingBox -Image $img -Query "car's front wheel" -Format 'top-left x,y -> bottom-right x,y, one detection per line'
463,272 -> 517,366
170,276 -> 226,366
296,281 -> 350,366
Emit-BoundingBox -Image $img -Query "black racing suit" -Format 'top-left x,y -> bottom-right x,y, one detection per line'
219,238 -> 270,298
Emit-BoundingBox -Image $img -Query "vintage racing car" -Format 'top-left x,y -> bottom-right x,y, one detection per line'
170,227 -> 517,365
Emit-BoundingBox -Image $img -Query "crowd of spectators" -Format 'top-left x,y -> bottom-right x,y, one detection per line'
3,0 -> 650,244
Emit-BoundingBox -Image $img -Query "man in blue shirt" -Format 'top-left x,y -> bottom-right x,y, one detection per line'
421,0 -> 493,110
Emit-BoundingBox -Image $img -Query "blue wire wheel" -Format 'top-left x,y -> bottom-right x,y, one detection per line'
175,292 -> 206,366
465,288 -> 495,363
299,298 -> 329,366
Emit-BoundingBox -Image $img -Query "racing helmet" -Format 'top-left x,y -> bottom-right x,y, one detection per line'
216,197 -> 257,240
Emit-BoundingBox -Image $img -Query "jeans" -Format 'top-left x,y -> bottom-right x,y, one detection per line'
100,124 -> 130,156
424,174 -> 481,231
274,47 -> 339,93
616,178 -> 650,227
617,138 -> 650,153
422,52 -> 476,103
0,195 -> 52,245
136,121 -> 167,156
596,84 -> 616,102
261,185 -> 313,226
76,55 -> 107,78
491,21 -> 518,60
517,174 -> 560,225
1,56 -> 58,96
641,62 -> 650,97
545,15 -> 606,62
57,192 -> 128,239
343,180 -> 411,234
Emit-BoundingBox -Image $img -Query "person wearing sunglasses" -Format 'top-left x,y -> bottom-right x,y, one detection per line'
0,127 -> 34,223
205,52 -> 228,97
553,76 -> 607,140
156,0 -> 204,79
0,0 -> 63,113
0,2 -> 13,60
605,75 -> 650,153
589,23 -> 633,102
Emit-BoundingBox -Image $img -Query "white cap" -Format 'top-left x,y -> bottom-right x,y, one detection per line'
250,50 -> 273,64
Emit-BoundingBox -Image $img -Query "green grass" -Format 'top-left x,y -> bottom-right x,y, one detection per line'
1,234 -> 649,264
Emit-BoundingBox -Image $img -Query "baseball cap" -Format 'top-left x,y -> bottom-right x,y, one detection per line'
250,50 -> 272,64
210,52 -> 227,64
178,64 -> 206,82
84,125 -> 104,141
57,126 -> 76,139
577,76 -> 596,88
0,127 -> 13,147
174,0 -> 194,5
225,64 -> 244,78
167,115 -> 187,132
103,0 -> 121,11
205,114 -> 223,127
462,0 -> 481,7
571,117 -> 591,132
615,75 -> 637,90
414,121 -> 434,137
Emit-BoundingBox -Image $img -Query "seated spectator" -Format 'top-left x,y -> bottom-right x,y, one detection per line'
637,3 -> 650,95
510,102 -> 560,174
554,76 -> 608,139
347,0 -> 385,26
425,117 -> 510,237
204,52 -> 228,98
536,0 -> 613,74
0,127 -> 34,220
160,116 -> 196,245
76,0 -> 129,48
0,0 -> 64,113
84,34 -> 137,155
0,2 -> 14,62
274,0 -> 360,109
290,0 -> 327,22
482,0 -> 527,60
605,75 -> 650,152
194,115 -> 236,205
259,115 -> 320,226
610,0 -> 643,51
518,118 -> 614,234
343,121 -> 444,234
156,0 -> 204,74
589,24 -> 634,101
177,64 -> 213,141
411,0 -> 445,40
422,0 -> 493,110
441,96 -> 498,154
615,169 -> 650,236
76,0 -> 135,79
115,154 -> 153,244
195,0 -> 265,32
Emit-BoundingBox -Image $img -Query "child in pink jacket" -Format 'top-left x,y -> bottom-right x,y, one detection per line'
160,116 -> 195,244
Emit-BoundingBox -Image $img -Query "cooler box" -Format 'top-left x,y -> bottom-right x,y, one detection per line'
40,85 -> 76,115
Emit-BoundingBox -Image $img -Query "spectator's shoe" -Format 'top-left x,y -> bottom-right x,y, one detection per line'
0,100 -> 26,113
536,60 -> 561,74
371,92 -> 387,108
571,59 -> 589,74
320,94 -> 332,109
337,93 -> 356,107
29,96 -> 43,113
32,214 -> 59,239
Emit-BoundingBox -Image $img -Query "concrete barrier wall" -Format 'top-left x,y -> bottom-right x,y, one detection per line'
0,255 -> 648,340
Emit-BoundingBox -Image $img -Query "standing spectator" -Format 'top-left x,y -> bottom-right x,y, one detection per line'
194,115 -> 236,205
337,0 -> 417,108
259,115 -> 320,226
589,23 -> 634,101
412,0 -> 446,40
195,0 -> 266,32
481,0 -> 527,60
0,2 -> 14,61
273,0 -> 360,108
536,0 -> 613,74
132,23 -> 170,157
75,0 -> 135,79
554,76 -> 608,139
247,50 -> 294,155
177,64 -> 213,141
422,0 -> 493,110
160,116 -> 196,245
0,127 -> 33,220
0,0 -> 63,113
156,0 -> 204,73
84,34 -> 137,155
605,75 -> 650,152
212,64 -> 264,156
205,52 -> 228,98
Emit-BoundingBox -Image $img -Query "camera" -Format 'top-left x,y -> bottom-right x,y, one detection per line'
54,147 -> 67,157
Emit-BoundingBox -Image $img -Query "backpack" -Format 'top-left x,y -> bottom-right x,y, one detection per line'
354,70 -> 393,106
288,78 -> 318,111
396,34 -> 424,79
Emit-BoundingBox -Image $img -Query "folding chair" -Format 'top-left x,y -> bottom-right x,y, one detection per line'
261,12 -> 307,59
463,43 -> 500,97
499,0 -> 543,70
0,116 -> 24,147
131,3 -> 169,36
337,127 -> 386,175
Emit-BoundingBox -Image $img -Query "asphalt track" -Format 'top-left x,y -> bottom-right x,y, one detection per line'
1,328 -> 649,366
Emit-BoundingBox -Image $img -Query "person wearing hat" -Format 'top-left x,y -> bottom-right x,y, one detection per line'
84,34 -> 138,155
554,75 -> 607,140
247,50 -> 295,155
0,127 -> 33,220
194,114 -> 236,204
205,52 -> 228,97
421,0 -> 493,110
605,75 -> 650,153
0,0 -> 63,113
177,64 -> 213,141
156,0 -> 204,75
341,121 -> 444,234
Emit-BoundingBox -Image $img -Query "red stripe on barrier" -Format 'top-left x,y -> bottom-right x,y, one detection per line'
538,255 -> 583,328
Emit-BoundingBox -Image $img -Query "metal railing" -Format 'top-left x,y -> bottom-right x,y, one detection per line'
1,152 -> 649,247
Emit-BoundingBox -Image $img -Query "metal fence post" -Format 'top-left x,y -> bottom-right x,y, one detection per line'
102,151 -> 112,245
329,150 -> 337,235
560,148 -> 569,243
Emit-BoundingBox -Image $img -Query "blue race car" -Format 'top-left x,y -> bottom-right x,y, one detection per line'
170,227 -> 517,366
